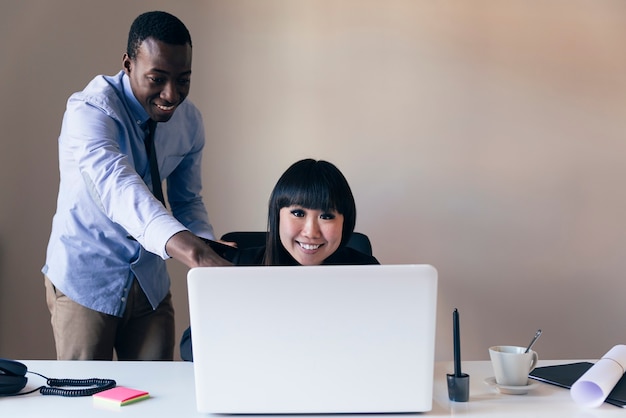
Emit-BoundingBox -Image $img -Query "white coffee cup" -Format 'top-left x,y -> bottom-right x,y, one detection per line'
489,345 -> 538,386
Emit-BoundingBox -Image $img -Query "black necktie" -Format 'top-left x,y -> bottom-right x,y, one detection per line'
144,119 -> 166,207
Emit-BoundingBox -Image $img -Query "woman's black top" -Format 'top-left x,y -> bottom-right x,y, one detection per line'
179,245 -> 379,361
234,245 -> 379,266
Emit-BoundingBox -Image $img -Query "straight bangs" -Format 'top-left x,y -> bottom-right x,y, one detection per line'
275,176 -> 344,214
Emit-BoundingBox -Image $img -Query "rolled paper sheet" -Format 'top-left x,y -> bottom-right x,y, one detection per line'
570,345 -> 626,408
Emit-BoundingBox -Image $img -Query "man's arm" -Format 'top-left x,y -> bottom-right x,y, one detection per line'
165,230 -> 232,267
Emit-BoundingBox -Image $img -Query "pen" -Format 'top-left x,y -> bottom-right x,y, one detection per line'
447,307 -> 469,402
453,308 -> 462,376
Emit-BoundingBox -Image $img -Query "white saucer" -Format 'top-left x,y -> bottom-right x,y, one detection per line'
484,377 -> 539,395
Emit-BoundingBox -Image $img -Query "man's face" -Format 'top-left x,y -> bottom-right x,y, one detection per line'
123,37 -> 192,122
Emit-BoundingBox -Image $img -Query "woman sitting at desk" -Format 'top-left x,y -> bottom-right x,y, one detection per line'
180,158 -> 379,361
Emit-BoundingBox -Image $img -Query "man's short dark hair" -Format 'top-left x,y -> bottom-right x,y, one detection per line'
126,11 -> 192,60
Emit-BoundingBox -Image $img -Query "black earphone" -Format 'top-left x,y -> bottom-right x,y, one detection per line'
0,358 -> 116,397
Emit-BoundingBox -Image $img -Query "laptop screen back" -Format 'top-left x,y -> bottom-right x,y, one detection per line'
187,264 -> 438,414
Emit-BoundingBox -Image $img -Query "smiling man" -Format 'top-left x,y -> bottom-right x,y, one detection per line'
42,11 -> 230,361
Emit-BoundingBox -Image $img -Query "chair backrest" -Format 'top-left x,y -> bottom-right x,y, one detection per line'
220,231 -> 373,256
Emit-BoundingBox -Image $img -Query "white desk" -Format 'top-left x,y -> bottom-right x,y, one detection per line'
1,360 -> 624,417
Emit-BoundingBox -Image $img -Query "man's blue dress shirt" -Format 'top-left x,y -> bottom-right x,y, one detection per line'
42,71 -> 215,316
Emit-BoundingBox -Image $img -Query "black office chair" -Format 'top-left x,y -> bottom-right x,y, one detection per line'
220,231 -> 373,256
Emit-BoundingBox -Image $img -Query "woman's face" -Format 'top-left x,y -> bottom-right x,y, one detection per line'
279,205 -> 344,265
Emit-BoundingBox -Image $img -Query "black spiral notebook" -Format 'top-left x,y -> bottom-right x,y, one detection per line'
529,362 -> 626,407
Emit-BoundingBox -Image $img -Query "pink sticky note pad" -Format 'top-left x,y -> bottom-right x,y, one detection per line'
93,386 -> 150,406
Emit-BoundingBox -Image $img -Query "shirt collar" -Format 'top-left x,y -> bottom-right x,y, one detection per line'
122,72 -> 151,126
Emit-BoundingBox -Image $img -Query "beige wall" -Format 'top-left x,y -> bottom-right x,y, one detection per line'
2,0 -> 626,361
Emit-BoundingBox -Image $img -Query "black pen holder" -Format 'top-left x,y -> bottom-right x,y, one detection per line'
446,373 -> 470,402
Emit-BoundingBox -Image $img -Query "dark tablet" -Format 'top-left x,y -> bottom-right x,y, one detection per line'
530,362 -> 626,407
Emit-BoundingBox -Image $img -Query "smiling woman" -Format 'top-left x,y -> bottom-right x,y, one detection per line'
278,205 -> 344,265
236,158 -> 379,266
179,158 -> 379,361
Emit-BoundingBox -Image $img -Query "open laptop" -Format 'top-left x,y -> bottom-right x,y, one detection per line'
187,264 -> 438,414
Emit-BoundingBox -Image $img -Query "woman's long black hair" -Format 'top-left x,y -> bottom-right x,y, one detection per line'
263,159 -> 356,265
